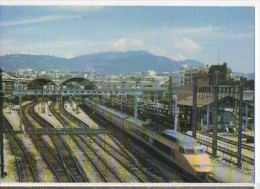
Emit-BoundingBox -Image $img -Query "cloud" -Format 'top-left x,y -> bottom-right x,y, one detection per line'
168,26 -> 253,41
171,37 -> 201,53
112,38 -> 127,50
110,26 -> 208,60
1,23 -> 252,66
174,26 -> 221,35
109,37 -> 200,61
53,6 -> 103,13
1,15 -> 81,27
154,26 -> 221,38
170,54 -> 187,61
0,39 -> 14,55
112,38 -> 144,51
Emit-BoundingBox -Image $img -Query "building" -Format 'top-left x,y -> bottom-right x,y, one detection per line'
2,71 -> 32,101
208,62 -> 232,85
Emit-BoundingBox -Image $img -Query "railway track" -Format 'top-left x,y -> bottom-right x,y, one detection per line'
89,134 -> 164,182
60,102 -> 90,129
22,102 -> 87,182
50,102 -> 121,182
199,131 -> 254,152
196,132 -> 254,165
207,173 -> 223,183
73,135 -> 124,182
51,101 -> 165,182
65,102 -> 169,182
86,134 -> 162,182
79,103 -> 204,183
6,100 -> 220,183
3,118 -> 38,182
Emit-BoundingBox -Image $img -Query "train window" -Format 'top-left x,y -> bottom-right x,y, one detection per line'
181,148 -> 205,154
184,148 -> 195,154
195,148 -> 205,154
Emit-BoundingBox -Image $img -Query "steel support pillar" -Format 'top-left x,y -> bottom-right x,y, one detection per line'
19,95 -> 24,131
169,76 -> 174,129
173,95 -> 178,131
192,75 -> 197,139
0,69 -> 6,177
206,105 -> 210,129
245,104 -> 248,130
237,77 -> 244,168
134,89 -> 138,119
212,73 -> 218,158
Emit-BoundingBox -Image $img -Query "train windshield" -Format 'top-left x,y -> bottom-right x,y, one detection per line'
185,148 -> 195,154
195,148 -> 205,154
184,148 -> 205,154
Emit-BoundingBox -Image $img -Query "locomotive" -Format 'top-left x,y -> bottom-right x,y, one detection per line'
84,99 -> 212,178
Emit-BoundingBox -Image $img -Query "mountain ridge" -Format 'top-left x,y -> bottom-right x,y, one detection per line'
0,50 -> 205,74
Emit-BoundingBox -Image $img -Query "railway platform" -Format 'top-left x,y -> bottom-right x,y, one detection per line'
195,132 -> 255,183
34,101 -> 63,129
211,158 -> 254,183
64,101 -> 99,129
3,102 -> 31,131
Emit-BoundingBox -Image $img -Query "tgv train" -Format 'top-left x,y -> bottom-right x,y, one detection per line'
85,100 -> 212,178
160,130 -> 212,177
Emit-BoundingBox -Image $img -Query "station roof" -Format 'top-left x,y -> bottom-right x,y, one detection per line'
178,92 -> 254,108
27,78 -> 57,90
177,93 -> 214,107
61,77 -> 95,90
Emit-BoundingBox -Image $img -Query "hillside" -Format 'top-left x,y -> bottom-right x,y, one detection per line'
0,51 -> 204,74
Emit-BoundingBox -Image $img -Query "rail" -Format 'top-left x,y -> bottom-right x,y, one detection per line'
199,131 -> 254,152
196,137 -> 254,165
4,127 -> 109,135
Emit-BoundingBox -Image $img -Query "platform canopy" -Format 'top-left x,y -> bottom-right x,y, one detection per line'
27,78 -> 57,90
60,77 -> 95,90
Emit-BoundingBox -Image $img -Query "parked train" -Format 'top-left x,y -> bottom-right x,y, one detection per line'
84,99 -> 212,178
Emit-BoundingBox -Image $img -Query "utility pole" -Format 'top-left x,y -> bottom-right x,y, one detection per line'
0,69 -> 6,177
192,75 -> 197,138
19,95 -> 23,131
121,81 -> 126,114
169,76 -> 174,129
173,95 -> 178,131
134,88 -> 138,119
245,103 -> 248,130
134,81 -> 139,120
237,77 -> 244,168
212,72 -> 218,158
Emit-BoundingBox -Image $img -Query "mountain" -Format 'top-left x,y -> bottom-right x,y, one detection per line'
0,51 -> 204,74
0,54 -> 70,71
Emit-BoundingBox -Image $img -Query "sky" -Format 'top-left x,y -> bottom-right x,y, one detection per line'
0,6 -> 255,73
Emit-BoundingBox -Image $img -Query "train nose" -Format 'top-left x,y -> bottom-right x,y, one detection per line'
192,164 -> 212,172
185,155 -> 212,173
